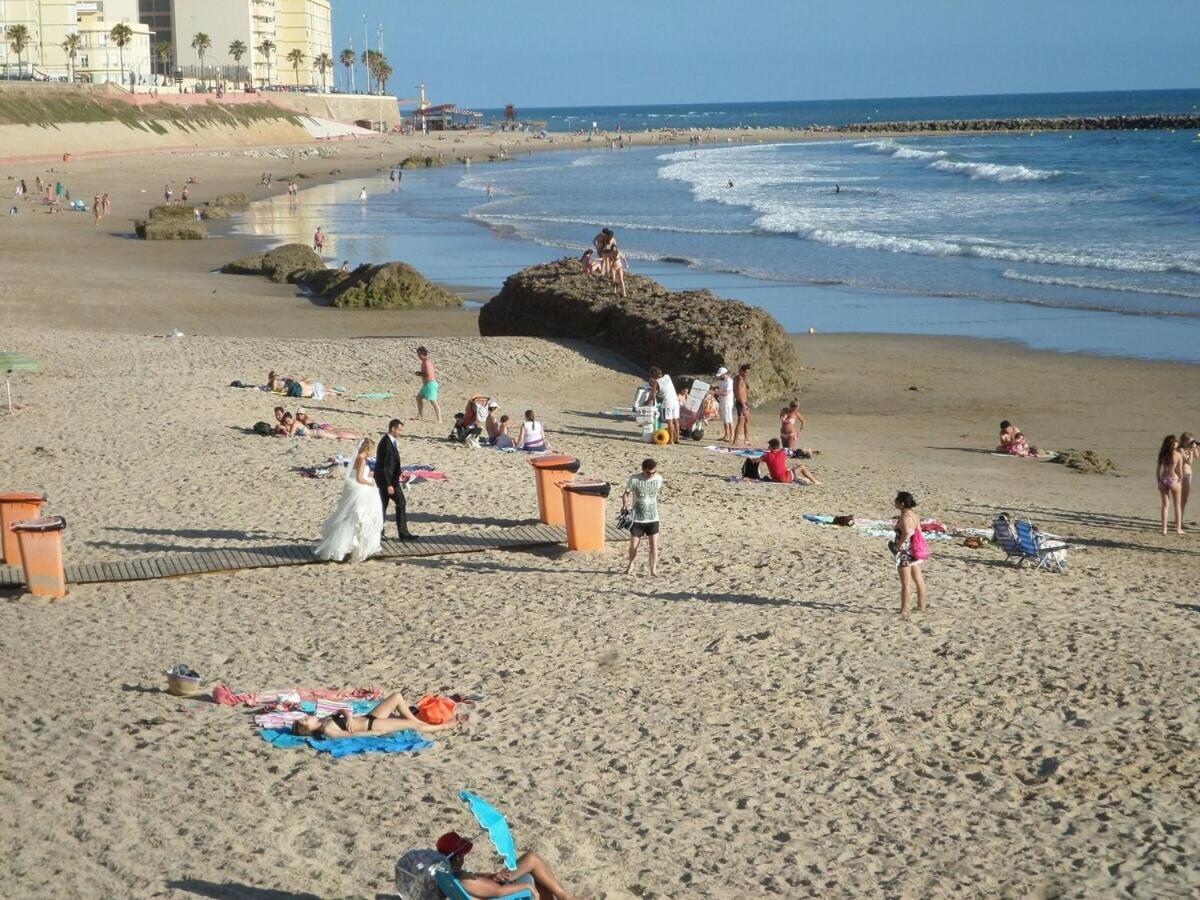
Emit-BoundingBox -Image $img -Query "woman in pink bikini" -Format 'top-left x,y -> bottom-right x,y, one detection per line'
779,399 -> 805,450
1157,435 -> 1185,535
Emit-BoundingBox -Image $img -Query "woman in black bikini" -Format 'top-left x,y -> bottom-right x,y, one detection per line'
291,691 -> 465,739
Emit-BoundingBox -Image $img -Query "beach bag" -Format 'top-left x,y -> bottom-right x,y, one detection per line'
252,421 -> 273,437
910,528 -> 930,561
394,849 -> 445,900
415,694 -> 456,725
741,458 -> 761,479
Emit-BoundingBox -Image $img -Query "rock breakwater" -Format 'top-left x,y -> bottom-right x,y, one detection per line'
835,114 -> 1200,134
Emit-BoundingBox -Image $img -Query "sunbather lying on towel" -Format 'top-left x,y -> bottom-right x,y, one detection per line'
291,691 -> 465,739
438,831 -> 586,900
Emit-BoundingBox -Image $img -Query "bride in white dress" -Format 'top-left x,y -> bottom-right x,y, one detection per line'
313,437 -> 383,562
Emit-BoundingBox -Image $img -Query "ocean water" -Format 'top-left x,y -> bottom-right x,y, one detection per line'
236,91 -> 1200,362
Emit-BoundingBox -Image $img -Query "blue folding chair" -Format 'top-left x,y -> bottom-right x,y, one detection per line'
992,514 -> 1024,563
1014,519 -> 1069,573
434,867 -> 534,900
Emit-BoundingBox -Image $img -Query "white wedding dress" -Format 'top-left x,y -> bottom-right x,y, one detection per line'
313,442 -> 383,562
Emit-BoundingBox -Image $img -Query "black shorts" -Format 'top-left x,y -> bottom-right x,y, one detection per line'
734,400 -> 747,418
630,521 -> 660,537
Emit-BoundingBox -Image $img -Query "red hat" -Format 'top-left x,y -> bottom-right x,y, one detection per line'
436,831 -> 473,858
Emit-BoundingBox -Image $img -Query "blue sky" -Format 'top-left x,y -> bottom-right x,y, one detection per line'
333,0 -> 1198,108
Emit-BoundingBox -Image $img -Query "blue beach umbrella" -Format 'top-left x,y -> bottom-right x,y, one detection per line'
459,790 -> 519,870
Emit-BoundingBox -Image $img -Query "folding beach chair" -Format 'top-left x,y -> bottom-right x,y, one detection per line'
992,514 -> 1024,563
1014,519 -> 1069,573
434,867 -> 534,900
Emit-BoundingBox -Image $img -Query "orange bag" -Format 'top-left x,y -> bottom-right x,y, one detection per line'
415,694 -> 457,725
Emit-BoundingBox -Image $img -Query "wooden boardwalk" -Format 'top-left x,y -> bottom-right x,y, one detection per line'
0,523 -> 628,588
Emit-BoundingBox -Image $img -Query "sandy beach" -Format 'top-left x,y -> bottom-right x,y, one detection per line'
1,137 -> 1198,899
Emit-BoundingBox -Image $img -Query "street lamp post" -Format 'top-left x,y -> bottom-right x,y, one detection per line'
362,14 -> 369,97
348,36 -> 354,94
377,23 -> 384,131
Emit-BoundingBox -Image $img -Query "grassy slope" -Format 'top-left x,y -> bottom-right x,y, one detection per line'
0,92 -> 302,133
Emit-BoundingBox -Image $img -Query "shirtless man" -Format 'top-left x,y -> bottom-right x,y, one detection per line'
438,831 -> 585,900
415,346 -> 442,423
732,364 -> 752,447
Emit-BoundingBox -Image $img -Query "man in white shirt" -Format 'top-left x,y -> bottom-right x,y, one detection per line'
715,365 -> 735,443
648,366 -> 680,445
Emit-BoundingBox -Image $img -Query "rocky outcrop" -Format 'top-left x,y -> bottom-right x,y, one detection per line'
135,205 -> 206,239
221,244 -> 323,282
319,262 -> 462,309
208,192 -> 249,209
479,259 -> 799,399
219,252 -> 462,310
835,114 -> 1200,134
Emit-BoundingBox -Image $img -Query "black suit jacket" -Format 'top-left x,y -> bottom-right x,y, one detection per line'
374,433 -> 403,489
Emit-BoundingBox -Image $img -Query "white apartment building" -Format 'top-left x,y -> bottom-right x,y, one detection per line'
150,0 -> 331,88
0,1 -> 151,84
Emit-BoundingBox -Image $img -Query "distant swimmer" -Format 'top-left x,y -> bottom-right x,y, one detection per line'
358,187 -> 367,205
486,181 -> 494,197
834,184 -> 840,194
727,179 -> 734,188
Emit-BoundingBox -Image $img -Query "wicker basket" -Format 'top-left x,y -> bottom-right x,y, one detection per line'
166,671 -> 202,697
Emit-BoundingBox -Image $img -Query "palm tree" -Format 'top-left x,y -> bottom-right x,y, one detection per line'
286,48 -> 304,87
375,59 -> 393,95
191,32 -> 211,87
312,52 -> 332,93
228,40 -> 247,84
155,42 -> 172,83
362,49 -> 386,93
5,25 -> 31,78
363,51 -> 391,94
339,48 -> 355,93
61,33 -> 82,84
257,39 -> 275,88
110,23 -> 134,86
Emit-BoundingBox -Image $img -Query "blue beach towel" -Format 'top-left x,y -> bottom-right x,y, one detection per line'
260,727 -> 434,758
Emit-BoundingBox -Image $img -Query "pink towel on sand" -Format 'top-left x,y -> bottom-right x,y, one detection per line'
211,685 -> 383,707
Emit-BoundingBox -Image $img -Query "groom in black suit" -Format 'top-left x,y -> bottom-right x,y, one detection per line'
375,418 -> 418,541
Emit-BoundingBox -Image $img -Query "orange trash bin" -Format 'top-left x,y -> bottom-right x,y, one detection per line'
0,491 -> 47,565
529,455 -> 580,526
561,480 -> 611,552
12,515 -> 68,599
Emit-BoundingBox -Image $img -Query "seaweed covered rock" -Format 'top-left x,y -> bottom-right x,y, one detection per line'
260,244 -> 325,283
399,155 -> 444,169
1051,449 -> 1120,476
146,204 -> 195,221
220,254 -> 266,275
208,192 -> 249,208
321,262 -> 461,309
135,214 -> 206,240
480,258 -> 800,399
